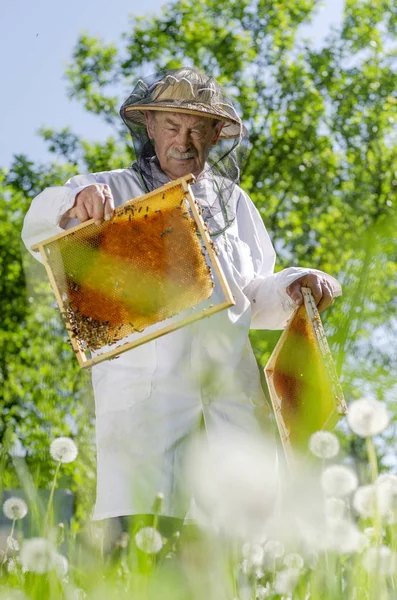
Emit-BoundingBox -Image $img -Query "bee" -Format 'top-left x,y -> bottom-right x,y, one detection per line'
160,227 -> 173,237
138,206 -> 142,213
146,206 -> 149,213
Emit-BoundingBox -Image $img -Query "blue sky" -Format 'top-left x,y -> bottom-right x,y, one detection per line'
1,0 -> 344,169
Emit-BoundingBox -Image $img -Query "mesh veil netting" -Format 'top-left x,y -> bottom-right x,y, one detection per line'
120,67 -> 247,235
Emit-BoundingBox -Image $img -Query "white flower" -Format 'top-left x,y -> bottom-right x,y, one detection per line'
309,431 -> 340,459
7,536 -> 20,552
256,584 -> 270,599
263,540 -> 285,571
325,497 -> 347,520
353,485 -> 377,518
274,568 -> 300,595
324,518 -> 362,554
283,552 -> 304,569
53,553 -> 69,577
7,558 -> 16,573
50,437 -> 78,463
363,546 -> 397,576
185,429 -> 279,539
3,497 -> 28,520
242,543 -> 264,577
376,474 -> 397,523
321,465 -> 358,497
20,538 -> 56,573
347,398 -> 389,437
134,527 -> 163,554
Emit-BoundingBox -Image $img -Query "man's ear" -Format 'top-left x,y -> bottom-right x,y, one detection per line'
211,121 -> 224,146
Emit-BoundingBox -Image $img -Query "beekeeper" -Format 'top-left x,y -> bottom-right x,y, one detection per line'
22,66 -> 341,530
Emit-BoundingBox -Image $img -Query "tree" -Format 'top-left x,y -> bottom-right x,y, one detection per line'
65,0 -> 397,459
2,0 -> 396,494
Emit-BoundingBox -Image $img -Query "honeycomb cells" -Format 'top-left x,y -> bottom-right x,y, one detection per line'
45,184 -> 214,350
272,305 -> 338,450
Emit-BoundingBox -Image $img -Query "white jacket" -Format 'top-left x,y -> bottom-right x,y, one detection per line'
22,166 -> 341,519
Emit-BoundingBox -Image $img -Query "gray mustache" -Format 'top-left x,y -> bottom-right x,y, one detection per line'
167,150 -> 197,159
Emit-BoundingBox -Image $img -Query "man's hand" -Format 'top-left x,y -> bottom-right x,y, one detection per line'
62,184 -> 115,227
286,273 -> 334,312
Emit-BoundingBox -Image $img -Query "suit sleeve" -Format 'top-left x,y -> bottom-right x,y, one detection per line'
21,173 -> 98,263
236,191 -> 342,330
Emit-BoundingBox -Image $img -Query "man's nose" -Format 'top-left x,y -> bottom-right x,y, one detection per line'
174,129 -> 190,151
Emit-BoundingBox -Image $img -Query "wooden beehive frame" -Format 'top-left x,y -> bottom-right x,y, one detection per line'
32,174 -> 235,369
264,287 -> 347,467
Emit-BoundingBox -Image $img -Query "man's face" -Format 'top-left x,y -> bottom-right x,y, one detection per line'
145,111 -> 223,179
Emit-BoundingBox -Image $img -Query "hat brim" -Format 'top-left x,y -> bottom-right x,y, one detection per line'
121,103 -> 245,140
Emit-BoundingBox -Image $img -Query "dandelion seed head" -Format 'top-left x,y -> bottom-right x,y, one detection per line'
263,539 -> 285,571
364,527 -> 375,539
309,431 -> 339,459
376,474 -> 397,523
20,538 -> 56,574
283,552 -> 304,569
274,568 -> 300,595
242,543 -> 265,567
185,428 -> 278,539
53,553 -> 69,578
353,485 -> 377,518
3,497 -> 28,520
324,518 -> 362,554
50,437 -> 78,463
134,527 -> 163,554
264,539 -> 285,559
7,558 -> 16,573
256,584 -> 270,599
325,497 -> 346,520
7,536 -> 20,552
363,546 -> 397,576
321,465 -> 358,497
347,398 -> 389,437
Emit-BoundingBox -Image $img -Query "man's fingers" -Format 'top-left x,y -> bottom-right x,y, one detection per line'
287,282 -> 303,306
103,190 -> 115,221
72,184 -> 114,225
286,274 -> 335,313
75,203 -> 90,223
68,207 -> 78,220
306,274 -> 323,306
317,280 -> 334,312
91,193 -> 107,225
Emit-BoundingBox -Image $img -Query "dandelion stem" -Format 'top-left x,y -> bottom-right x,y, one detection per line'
44,460 -> 61,530
0,517 -> 16,574
366,436 -> 378,483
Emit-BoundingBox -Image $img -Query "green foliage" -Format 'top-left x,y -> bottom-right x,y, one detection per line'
1,0 -> 397,508
63,0 -> 397,462
0,159 -> 95,519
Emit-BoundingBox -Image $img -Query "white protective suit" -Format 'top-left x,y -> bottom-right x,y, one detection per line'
21,166 -> 341,520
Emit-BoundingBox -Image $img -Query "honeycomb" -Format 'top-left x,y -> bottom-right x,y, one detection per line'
271,304 -> 338,450
44,184 -> 214,351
